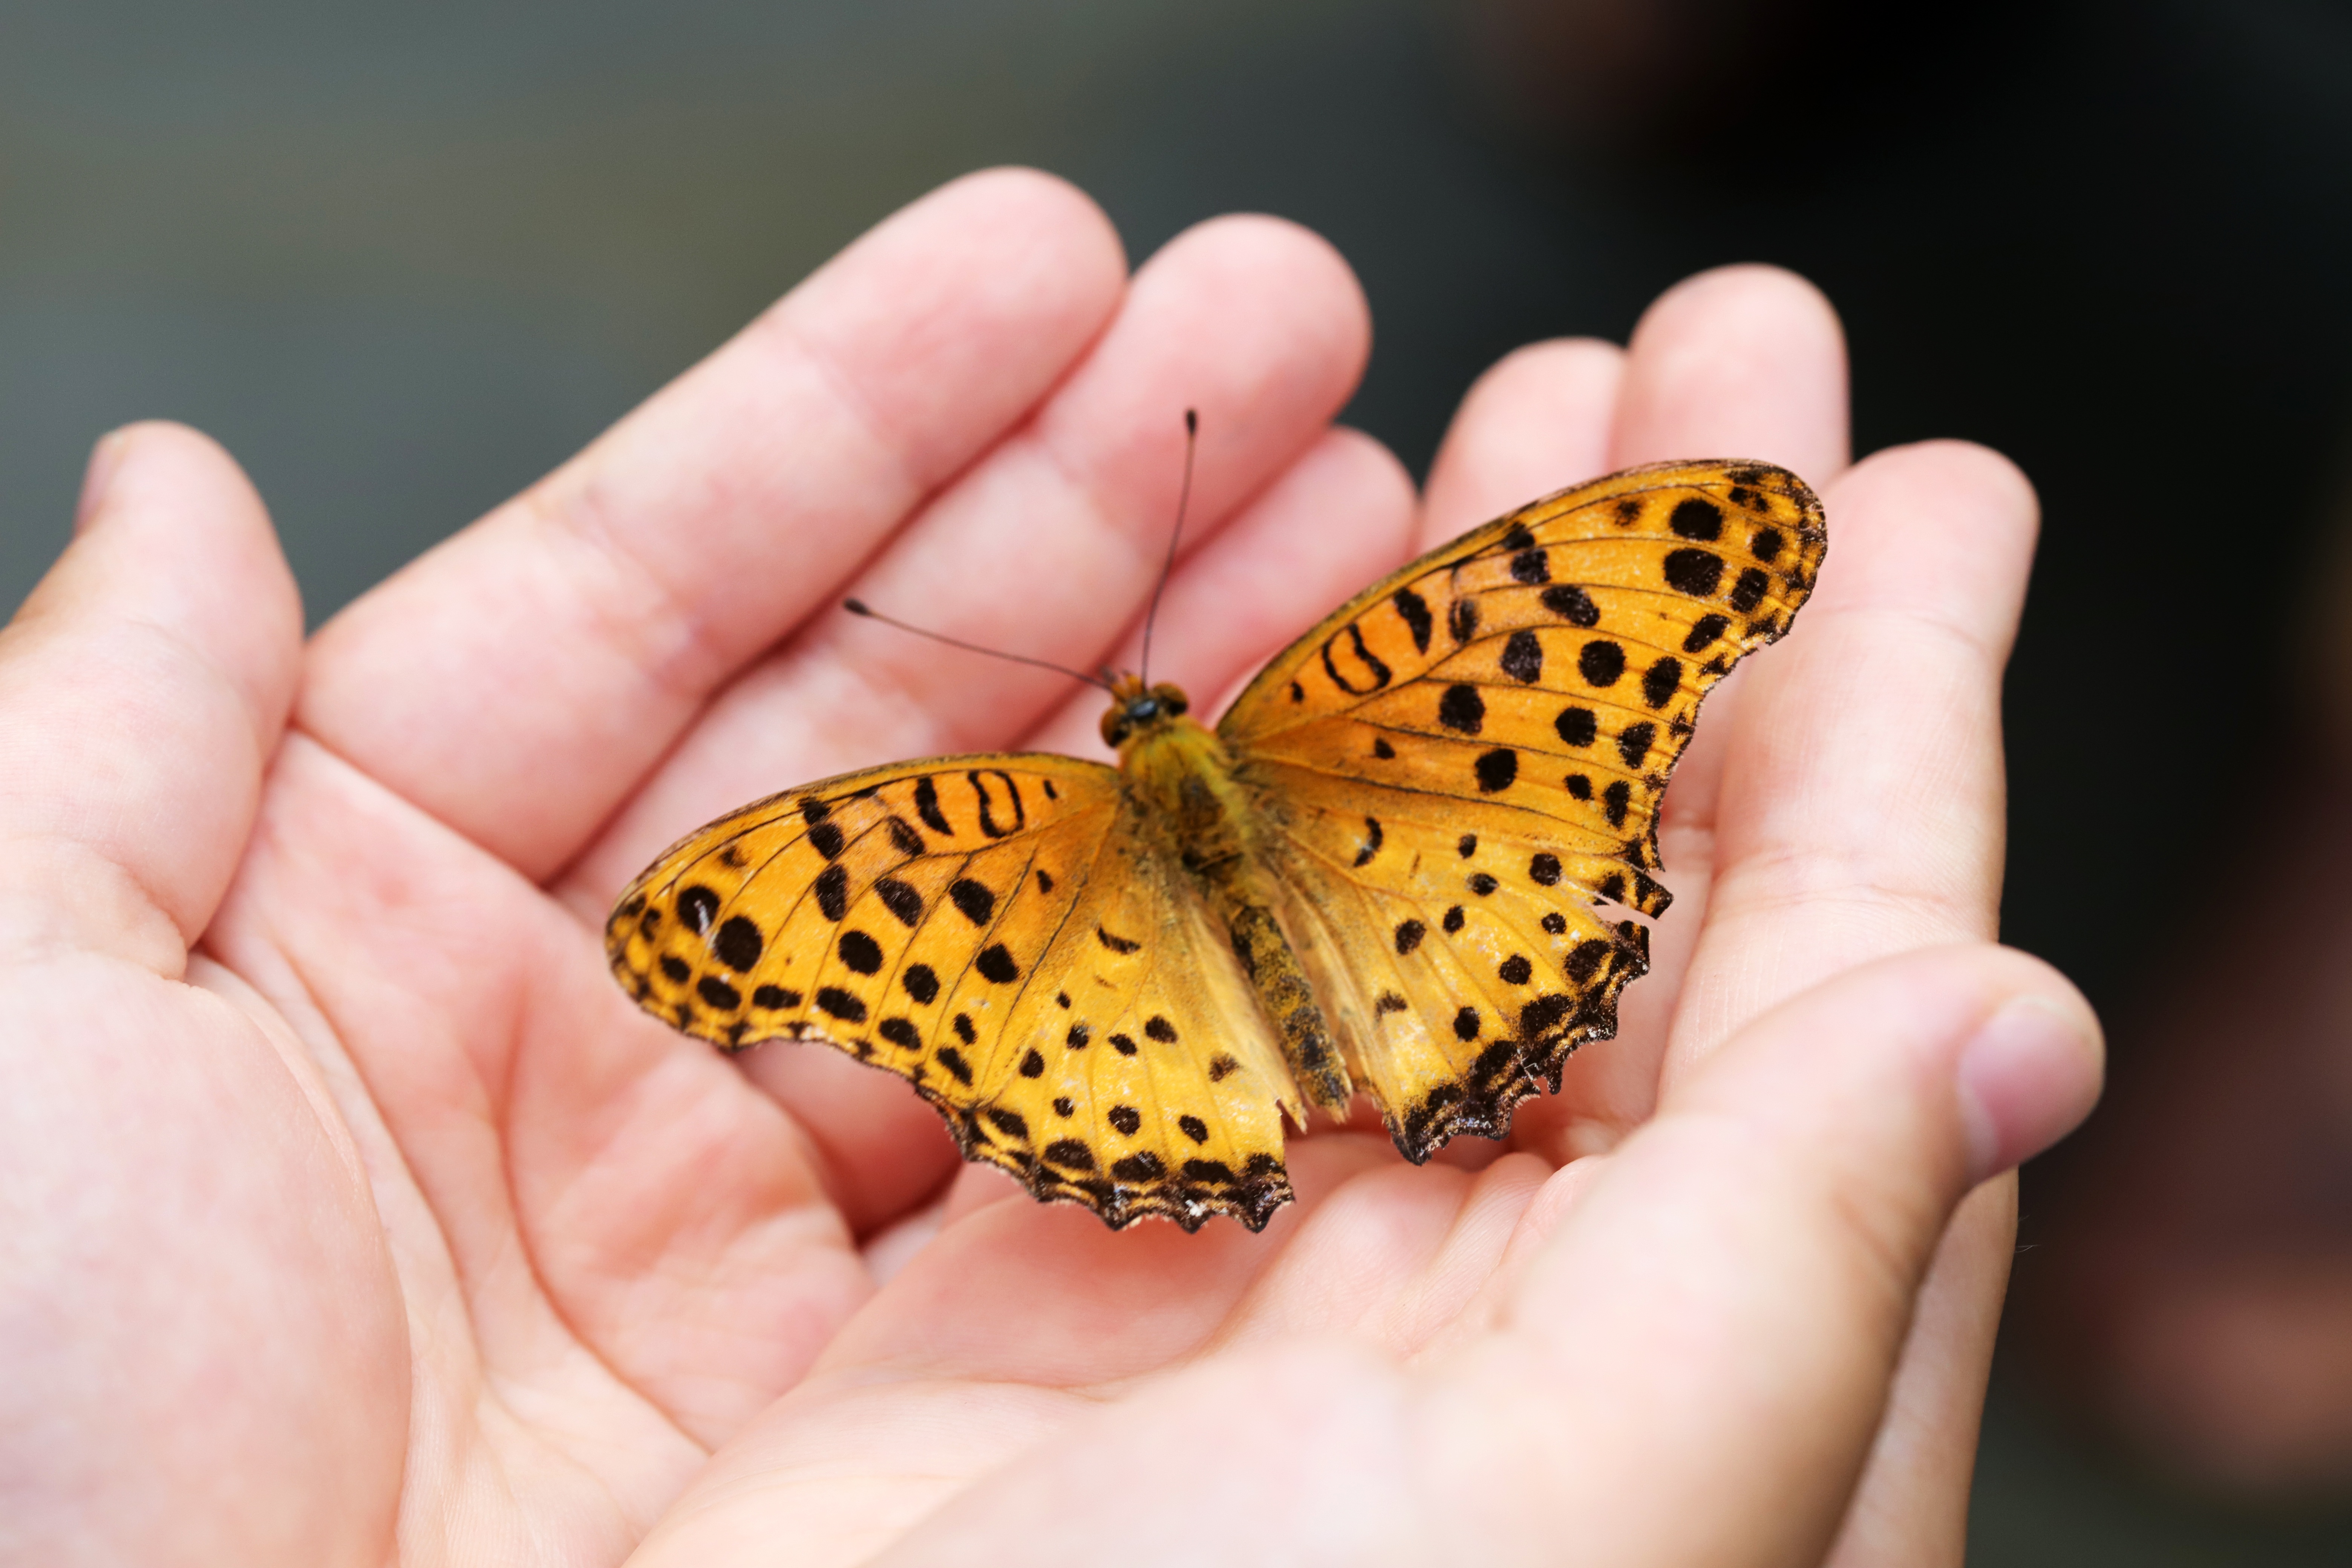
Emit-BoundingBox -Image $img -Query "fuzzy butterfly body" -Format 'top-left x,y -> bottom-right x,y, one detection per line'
608,458 -> 1825,1231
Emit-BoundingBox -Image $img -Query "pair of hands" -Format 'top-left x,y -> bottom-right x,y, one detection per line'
0,169 -> 2100,1566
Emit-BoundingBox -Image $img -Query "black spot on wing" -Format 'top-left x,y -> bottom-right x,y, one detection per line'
1618,721 -> 1656,767
937,1046 -> 974,1085
713,916 -> 764,971
975,944 -> 1020,983
885,815 -> 926,858
913,776 -> 952,836
1392,587 -> 1433,652
1641,657 -> 1681,710
1510,547 -> 1550,583
814,864 -> 849,921
1529,852 -> 1562,885
838,929 -> 883,974
807,821 -> 846,861
678,885 -> 719,936
1353,816 -> 1384,868
949,878 -> 995,925
1578,640 -> 1626,687
1109,1106 -> 1142,1135
1096,926 -> 1141,954
1603,780 -> 1632,828
1669,498 -> 1723,541
1540,584 -> 1600,626
1729,567 -> 1770,615
902,964 -> 939,1004
816,986 -> 867,1023
1663,549 -> 1724,597
1555,706 -> 1597,747
1566,940 -> 1611,983
1394,919 -> 1426,955
1438,684 -> 1486,734
1500,629 -> 1544,683
1449,597 -> 1479,644
753,984 -> 800,1009
697,975 -> 741,1010
874,877 -> 924,927
879,1017 -> 921,1050
1682,613 -> 1730,653
1475,749 -> 1517,792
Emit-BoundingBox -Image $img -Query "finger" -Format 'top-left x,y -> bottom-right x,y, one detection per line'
300,168 -> 1129,880
1677,440 -> 2035,1062
0,423 -> 301,969
1594,263 -> 1853,1099
858,945 -> 2102,1568
1608,263 -> 1851,486
560,214 -> 1371,908
1672,439 -> 2041,1563
1440,945 -> 2100,1568
1417,337 -> 1625,548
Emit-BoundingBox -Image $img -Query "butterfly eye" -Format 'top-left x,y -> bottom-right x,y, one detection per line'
1153,684 -> 1189,717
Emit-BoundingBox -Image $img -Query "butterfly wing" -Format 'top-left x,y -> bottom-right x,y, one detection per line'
1217,459 -> 1827,1159
607,755 -> 1306,1231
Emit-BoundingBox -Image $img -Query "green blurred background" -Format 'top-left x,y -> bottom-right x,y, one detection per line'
6,1 -> 2351,1557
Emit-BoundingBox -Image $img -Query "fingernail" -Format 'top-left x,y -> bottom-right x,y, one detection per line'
1955,994 -> 2102,1183
74,429 -> 131,534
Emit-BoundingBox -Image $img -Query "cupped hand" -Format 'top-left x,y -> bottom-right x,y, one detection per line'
0,169 -> 2100,1568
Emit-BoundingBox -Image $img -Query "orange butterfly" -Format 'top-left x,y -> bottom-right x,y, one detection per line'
607,458 -> 1825,1231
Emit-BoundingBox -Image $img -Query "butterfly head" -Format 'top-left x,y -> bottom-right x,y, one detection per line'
1100,673 -> 1191,750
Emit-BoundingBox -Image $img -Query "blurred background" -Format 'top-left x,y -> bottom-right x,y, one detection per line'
6,0 -> 2352,1557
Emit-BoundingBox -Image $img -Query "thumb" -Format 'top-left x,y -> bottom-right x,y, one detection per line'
1444,942 -> 2102,1568
0,423 -> 301,972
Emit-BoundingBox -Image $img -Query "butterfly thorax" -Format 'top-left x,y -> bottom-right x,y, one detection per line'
1104,674 -> 1355,1114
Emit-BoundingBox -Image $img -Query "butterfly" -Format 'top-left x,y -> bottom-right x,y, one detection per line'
607,457 -> 1825,1232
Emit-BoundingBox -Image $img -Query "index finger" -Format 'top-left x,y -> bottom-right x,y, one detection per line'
298,169 -> 1129,880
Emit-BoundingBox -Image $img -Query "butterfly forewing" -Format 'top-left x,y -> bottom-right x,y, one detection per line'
1218,459 -> 1826,1156
606,754 -> 1303,1231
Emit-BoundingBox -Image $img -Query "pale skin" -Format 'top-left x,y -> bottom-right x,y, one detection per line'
0,169 -> 2101,1566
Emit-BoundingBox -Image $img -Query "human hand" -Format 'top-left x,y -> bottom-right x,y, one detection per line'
0,169 -> 2099,1566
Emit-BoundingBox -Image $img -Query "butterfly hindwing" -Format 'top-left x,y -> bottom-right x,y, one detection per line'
1218,459 -> 1826,1156
606,754 -> 1303,1231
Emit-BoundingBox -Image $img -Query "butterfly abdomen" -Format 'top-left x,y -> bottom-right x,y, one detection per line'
1116,708 -> 1354,1115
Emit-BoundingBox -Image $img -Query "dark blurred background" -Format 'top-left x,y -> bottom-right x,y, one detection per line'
8,0 -> 2352,1557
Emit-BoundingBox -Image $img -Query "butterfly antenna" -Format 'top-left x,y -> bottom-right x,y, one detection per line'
1138,407 -> 1197,686
842,600 -> 1116,692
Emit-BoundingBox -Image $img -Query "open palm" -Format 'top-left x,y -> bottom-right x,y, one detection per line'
1,171 -> 2097,1568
